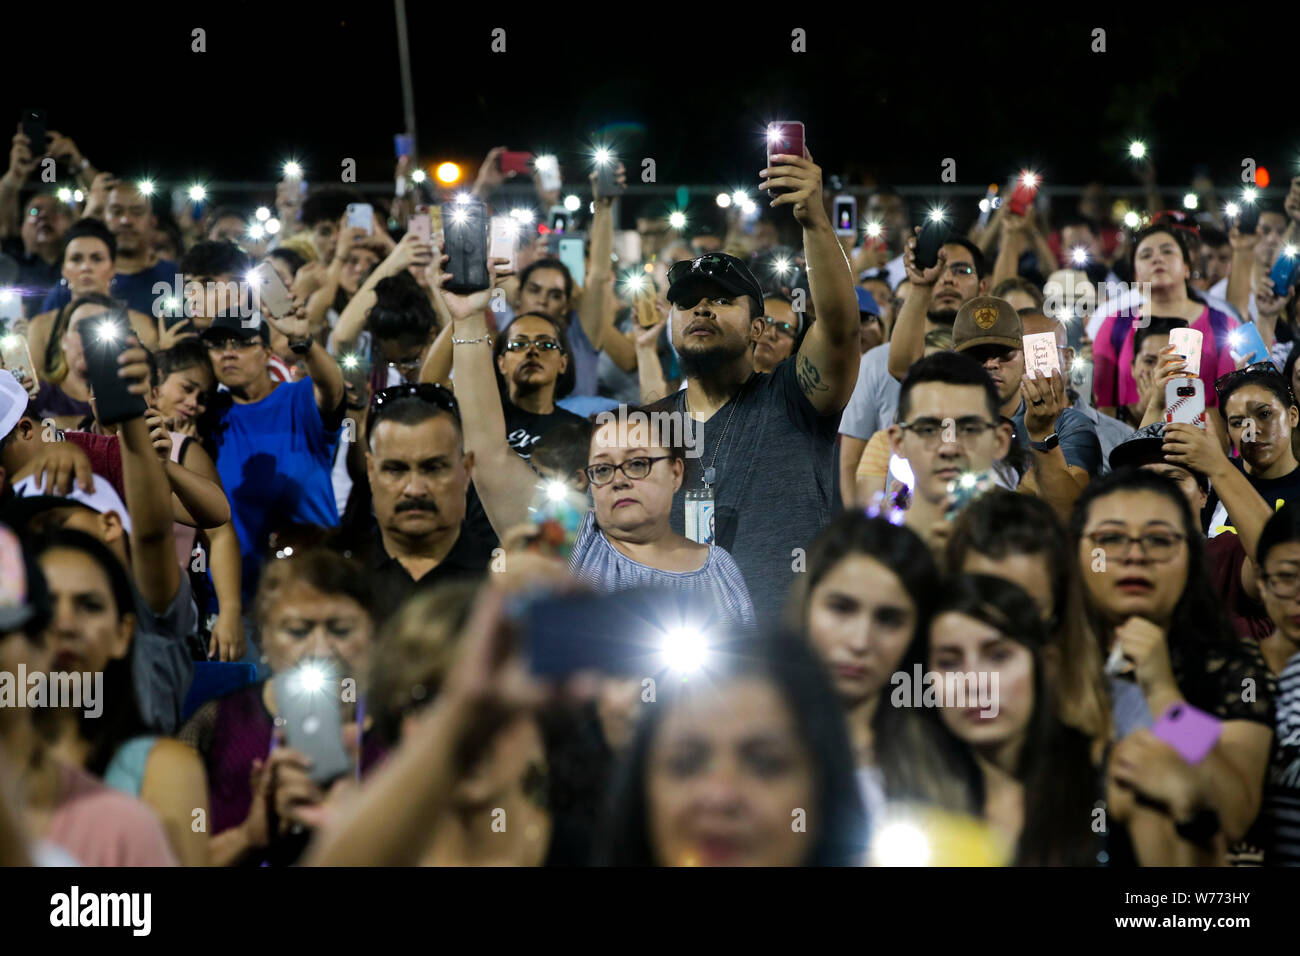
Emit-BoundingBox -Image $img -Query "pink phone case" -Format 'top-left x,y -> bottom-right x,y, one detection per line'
408,214 -> 431,244
1151,703 -> 1222,765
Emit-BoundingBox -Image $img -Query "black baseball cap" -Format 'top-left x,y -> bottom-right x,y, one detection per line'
199,312 -> 271,346
666,254 -> 766,310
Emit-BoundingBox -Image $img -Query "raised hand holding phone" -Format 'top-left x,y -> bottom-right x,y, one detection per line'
904,225 -> 949,285
760,148 -> 825,226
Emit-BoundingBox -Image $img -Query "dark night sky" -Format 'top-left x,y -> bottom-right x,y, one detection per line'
6,7 -> 1296,210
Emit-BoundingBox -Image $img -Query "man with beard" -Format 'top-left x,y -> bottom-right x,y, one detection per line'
490,312 -> 585,460
361,383 -> 497,618
642,150 -> 861,619
838,236 -> 989,505
39,180 -> 176,317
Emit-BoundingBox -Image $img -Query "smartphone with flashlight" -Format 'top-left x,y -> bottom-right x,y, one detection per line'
82,312 -> 148,426
1270,248 -> 1300,299
346,202 -> 374,235
248,261 -> 293,320
1165,378 -> 1206,429
535,156 -> 562,193
1236,201 -> 1261,235
558,236 -> 585,288
914,217 -> 952,271
20,108 -> 46,155
1007,174 -> 1039,217
833,195 -> 857,237
1151,702 -> 1222,765
944,471 -> 997,521
394,133 -> 414,159
0,334 -> 37,391
1168,327 -> 1203,377
489,216 -> 518,271
273,669 -> 352,785
976,183 -> 999,229
499,150 -> 533,176
440,200 -> 490,294
594,155 -> 624,199
339,352 -> 371,400
1229,323 -> 1269,366
765,121 -> 805,197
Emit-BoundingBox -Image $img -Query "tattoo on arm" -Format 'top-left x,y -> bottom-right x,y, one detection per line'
797,356 -> 830,397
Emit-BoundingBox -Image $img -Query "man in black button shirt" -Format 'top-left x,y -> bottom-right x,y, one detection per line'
362,383 -> 498,618
491,312 -> 585,460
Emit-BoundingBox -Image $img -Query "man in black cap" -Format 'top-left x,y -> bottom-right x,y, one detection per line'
643,150 -> 861,619
201,307 -> 345,611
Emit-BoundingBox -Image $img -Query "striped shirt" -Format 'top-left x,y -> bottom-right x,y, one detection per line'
567,511 -> 756,626
1264,652 -> 1300,866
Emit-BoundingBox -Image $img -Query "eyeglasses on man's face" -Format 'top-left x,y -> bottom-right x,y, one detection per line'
1261,567 -> 1300,599
760,316 -> 798,339
898,417 -> 998,448
205,337 -> 262,352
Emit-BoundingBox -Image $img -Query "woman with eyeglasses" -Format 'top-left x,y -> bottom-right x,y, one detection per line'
440,264 -> 754,624
1071,469 -> 1276,865
751,294 -> 804,374
1250,504 -> 1300,864
490,312 -> 587,460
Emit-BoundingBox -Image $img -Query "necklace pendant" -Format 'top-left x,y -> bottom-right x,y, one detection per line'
703,466 -> 716,485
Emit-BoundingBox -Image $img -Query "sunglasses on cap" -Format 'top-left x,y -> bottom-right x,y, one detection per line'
666,254 -> 751,292
1149,210 -> 1201,239
369,381 -> 461,420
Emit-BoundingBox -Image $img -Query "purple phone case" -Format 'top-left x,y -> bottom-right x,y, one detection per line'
1151,703 -> 1221,765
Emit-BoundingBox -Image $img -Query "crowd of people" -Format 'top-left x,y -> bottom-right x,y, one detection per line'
2,120 -> 1300,868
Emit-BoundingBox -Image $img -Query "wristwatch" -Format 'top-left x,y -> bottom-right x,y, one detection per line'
289,338 -> 313,355
1029,432 -> 1060,453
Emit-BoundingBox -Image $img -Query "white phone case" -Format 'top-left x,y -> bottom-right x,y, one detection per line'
1165,377 -> 1206,429
1022,332 -> 1061,379
1169,327 -> 1203,377
489,217 -> 517,270
346,202 -> 374,235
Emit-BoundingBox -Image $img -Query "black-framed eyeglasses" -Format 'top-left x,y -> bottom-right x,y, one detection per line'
942,263 -> 976,277
1214,362 -> 1290,405
760,316 -> 798,338
897,418 -> 999,448
370,382 -> 461,420
204,336 -> 262,352
585,456 -> 670,486
505,337 -> 562,353
1084,530 -> 1186,563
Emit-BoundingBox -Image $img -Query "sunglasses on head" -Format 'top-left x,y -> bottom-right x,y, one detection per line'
1214,362 -> 1291,405
369,381 -> 461,419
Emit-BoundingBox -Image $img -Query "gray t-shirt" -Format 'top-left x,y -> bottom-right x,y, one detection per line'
839,343 -> 900,439
132,573 -> 198,736
1009,398 -> 1103,476
646,357 -> 841,621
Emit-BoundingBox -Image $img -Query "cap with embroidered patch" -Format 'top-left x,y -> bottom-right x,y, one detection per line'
954,296 -> 1023,352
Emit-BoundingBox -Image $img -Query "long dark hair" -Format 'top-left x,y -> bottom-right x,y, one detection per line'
31,529 -> 149,777
928,574 -> 1099,866
594,630 -> 867,866
1069,468 -> 1235,710
491,311 -> 576,401
946,491 -> 1112,743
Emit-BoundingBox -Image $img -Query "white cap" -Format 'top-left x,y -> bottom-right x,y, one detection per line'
11,473 -> 133,535
0,369 -> 27,443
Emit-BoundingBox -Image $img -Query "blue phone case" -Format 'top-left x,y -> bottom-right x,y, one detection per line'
1229,322 -> 1269,365
1270,251 -> 1300,300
